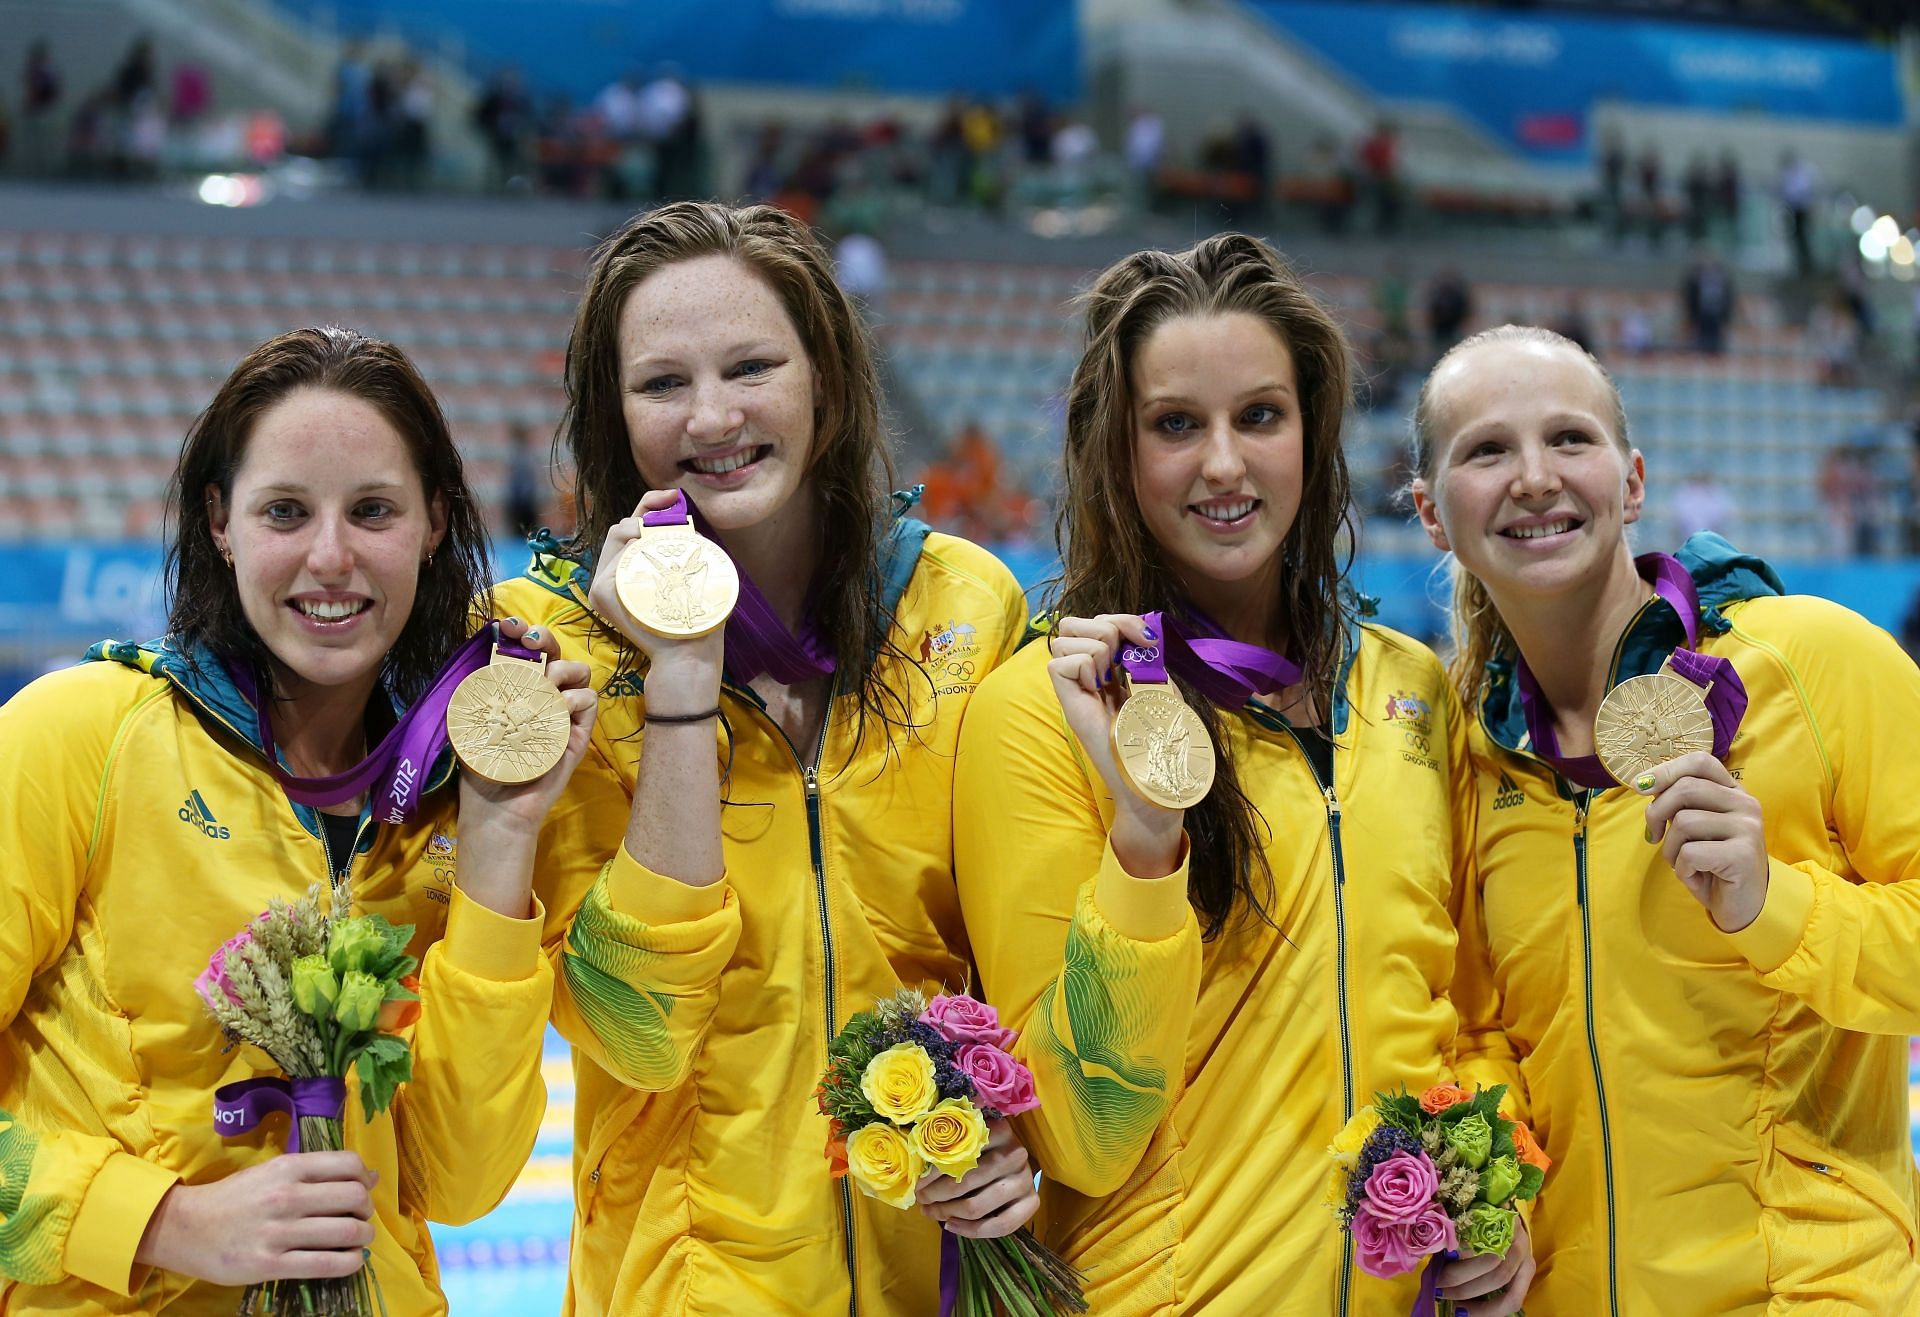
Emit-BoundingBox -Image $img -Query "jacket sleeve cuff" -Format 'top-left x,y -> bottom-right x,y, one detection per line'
441,886 -> 547,982
66,1152 -> 178,1296
1724,859 -> 1814,975
1092,834 -> 1192,942
607,842 -> 729,923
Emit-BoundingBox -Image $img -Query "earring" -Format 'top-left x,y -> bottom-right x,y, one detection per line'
219,545 -> 233,567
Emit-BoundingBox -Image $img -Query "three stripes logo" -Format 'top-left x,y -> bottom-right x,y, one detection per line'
1492,772 -> 1526,811
178,789 -> 233,840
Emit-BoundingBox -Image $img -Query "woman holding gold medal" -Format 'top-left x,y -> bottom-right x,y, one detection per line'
953,234 -> 1533,1314
489,201 -> 1038,1314
0,327 -> 597,1313
1410,324 -> 1920,1314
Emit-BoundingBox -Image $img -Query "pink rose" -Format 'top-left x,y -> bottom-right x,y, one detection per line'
920,995 -> 1017,1049
1402,1204 -> 1458,1261
956,1043 -> 1038,1116
194,930 -> 253,1010
1364,1151 -> 1439,1224
1351,1202 -> 1422,1279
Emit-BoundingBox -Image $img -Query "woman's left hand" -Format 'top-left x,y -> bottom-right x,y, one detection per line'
1434,1212 -> 1534,1316
1639,751 -> 1770,933
915,1119 -> 1040,1240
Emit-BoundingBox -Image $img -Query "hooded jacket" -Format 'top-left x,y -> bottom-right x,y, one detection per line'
490,521 -> 1027,1315
1455,532 -> 1920,1314
954,619 -> 1484,1315
0,638 -> 552,1315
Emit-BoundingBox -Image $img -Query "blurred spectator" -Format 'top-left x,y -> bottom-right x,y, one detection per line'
1619,306 -> 1655,356
1811,290 -> 1862,387
641,66 -> 697,199
1670,470 -> 1734,542
920,421 -> 1033,543
473,67 -> 532,192
1681,251 -> 1735,355
328,42 -> 378,182
1637,145 -> 1665,247
1819,444 -> 1880,557
833,229 -> 888,307
1599,129 -> 1627,245
1779,150 -> 1819,277
1682,154 -> 1712,246
1124,106 -> 1163,211
170,61 -> 212,127
1307,135 -> 1354,234
394,62 -> 433,190
1424,269 -> 1473,353
1231,114 -> 1271,221
1713,149 -> 1742,247
504,425 -> 542,540
19,40 -> 61,177
1017,91 -> 1052,165
1358,119 -> 1400,234
1551,297 -> 1595,356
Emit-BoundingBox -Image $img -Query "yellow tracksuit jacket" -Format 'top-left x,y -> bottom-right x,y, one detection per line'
1456,532 -> 1920,1314
492,520 -> 1027,1315
955,619 -> 1487,1315
0,638 -> 552,1315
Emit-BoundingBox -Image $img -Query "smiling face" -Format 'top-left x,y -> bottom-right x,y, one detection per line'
209,387 -> 445,699
1130,312 -> 1306,621
617,253 -> 821,540
1413,336 -> 1643,602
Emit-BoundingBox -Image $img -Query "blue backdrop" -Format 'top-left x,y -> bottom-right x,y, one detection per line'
270,0 -> 1081,102
1248,1 -> 1906,162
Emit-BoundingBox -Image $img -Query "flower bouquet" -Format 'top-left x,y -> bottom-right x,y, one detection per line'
816,990 -> 1086,1317
1327,1083 -> 1551,1315
195,881 -> 421,1316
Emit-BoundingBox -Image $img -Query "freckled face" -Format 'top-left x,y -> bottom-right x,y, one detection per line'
618,254 -> 821,537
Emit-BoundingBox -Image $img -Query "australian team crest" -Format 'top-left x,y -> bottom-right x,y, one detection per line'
1384,691 -> 1432,736
921,618 -> 982,693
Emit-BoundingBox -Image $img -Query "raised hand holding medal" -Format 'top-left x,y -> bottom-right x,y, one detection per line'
1109,618 -> 1215,811
614,489 -> 740,639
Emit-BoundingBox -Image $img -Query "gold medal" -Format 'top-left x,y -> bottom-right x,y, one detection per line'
1592,660 -> 1714,788
1111,682 -> 1215,810
446,645 -> 572,784
614,521 -> 740,639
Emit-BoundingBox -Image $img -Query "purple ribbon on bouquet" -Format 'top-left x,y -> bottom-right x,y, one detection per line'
1411,1254 -> 1440,1317
647,489 -> 836,686
1516,552 -> 1749,790
212,1076 -> 348,1152
231,626 -> 538,825
938,1231 -> 960,1317
1123,610 -> 1302,708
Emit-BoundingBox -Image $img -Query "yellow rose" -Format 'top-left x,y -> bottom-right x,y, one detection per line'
1324,1160 -> 1355,1216
845,1122 -> 924,1209
909,1098 -> 989,1180
860,1043 -> 939,1124
1328,1106 -> 1381,1168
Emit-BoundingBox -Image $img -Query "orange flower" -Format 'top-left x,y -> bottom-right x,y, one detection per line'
1419,1083 -> 1471,1114
825,1120 -> 850,1181
1511,1120 -> 1552,1172
376,975 -> 421,1032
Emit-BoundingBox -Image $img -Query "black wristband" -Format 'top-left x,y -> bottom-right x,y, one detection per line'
644,707 -> 722,725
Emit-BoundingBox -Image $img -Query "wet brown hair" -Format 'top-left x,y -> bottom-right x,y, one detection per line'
1411,323 -> 1630,706
1054,232 -> 1356,939
558,201 -> 919,741
165,325 -> 490,701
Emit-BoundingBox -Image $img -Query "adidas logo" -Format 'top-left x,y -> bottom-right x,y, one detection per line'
1493,772 -> 1526,811
178,789 -> 233,840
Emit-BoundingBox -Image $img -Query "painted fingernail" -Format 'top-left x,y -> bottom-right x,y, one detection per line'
507,617 -> 522,627
526,629 -> 541,642
1633,771 -> 1655,793
1142,625 -> 1157,640
1646,822 -> 1659,845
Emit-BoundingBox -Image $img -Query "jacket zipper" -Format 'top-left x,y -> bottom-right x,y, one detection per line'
1573,792 -> 1620,1316
1326,780 -> 1353,1317
736,681 -> 858,1314
1273,719 -> 1353,1316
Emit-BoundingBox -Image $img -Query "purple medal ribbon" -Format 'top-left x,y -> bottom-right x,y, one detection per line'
1516,552 -> 1749,790
1410,1254 -> 1440,1317
1119,610 -> 1302,708
644,490 -> 835,686
231,626 -> 538,825
212,1076 -> 348,1152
